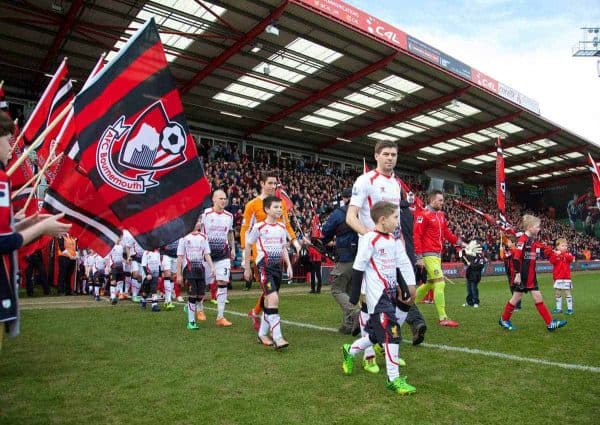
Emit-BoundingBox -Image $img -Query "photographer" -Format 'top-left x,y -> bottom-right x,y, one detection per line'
321,188 -> 358,334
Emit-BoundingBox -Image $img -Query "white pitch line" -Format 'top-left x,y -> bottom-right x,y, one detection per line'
21,301 -> 600,373
221,308 -> 600,373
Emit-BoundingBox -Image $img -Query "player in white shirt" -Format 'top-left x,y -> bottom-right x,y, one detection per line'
346,139 -> 422,373
201,190 -> 235,327
108,238 -> 125,305
177,216 -> 214,330
243,196 -> 293,349
160,239 -> 180,310
141,249 -> 162,312
342,201 -> 416,395
122,229 -> 144,300
83,249 -> 95,298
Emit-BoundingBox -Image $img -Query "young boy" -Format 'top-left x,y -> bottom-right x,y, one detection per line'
141,249 -> 162,312
342,201 -> 416,395
499,215 -> 567,331
177,216 -> 214,330
549,238 -> 575,315
460,241 -> 486,308
243,195 -> 293,349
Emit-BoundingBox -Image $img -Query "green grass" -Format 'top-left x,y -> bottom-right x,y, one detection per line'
1,272 -> 599,424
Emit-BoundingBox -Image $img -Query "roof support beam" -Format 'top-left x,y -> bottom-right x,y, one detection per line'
318,86 -> 469,151
535,172 -> 589,188
245,52 -> 397,137
399,111 -> 523,154
38,0 -> 84,74
423,129 -> 561,171
511,160 -> 587,181
482,144 -> 587,171
180,0 -> 290,95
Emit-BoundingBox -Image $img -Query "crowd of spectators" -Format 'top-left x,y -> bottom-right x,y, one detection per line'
201,142 -> 600,262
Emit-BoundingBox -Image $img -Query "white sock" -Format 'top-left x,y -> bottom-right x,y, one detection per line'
125,277 -> 131,295
349,335 -> 373,356
359,310 -> 376,360
217,286 -> 227,319
384,343 -> 400,381
110,286 -> 117,299
117,281 -> 124,295
267,313 -> 283,340
187,301 -> 196,322
197,298 -> 204,312
566,296 -> 573,310
152,294 -> 157,307
555,296 -> 562,310
395,307 -> 408,327
258,312 -> 270,337
131,279 -> 140,297
94,286 -> 100,296
164,279 -> 172,303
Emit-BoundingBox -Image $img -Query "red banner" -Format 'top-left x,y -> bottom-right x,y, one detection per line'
471,68 -> 498,93
294,0 -> 407,50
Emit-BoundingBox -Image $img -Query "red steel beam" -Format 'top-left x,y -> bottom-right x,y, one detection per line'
511,160 -> 587,181
180,0 -> 290,95
245,52 -> 397,137
194,0 -> 242,35
480,144 -> 588,171
399,111 -> 523,154
424,129 -> 561,170
39,0 -> 84,73
318,86 -> 470,151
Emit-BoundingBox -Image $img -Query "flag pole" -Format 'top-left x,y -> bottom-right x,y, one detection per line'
11,153 -> 64,200
19,144 -> 60,213
7,102 -> 72,177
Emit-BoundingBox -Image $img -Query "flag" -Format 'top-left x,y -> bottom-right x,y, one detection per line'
275,186 -> 294,212
19,58 -> 71,146
70,19 -> 210,249
455,199 -> 515,235
7,118 -> 35,212
587,154 -> 600,210
496,137 -> 507,224
38,55 -> 106,185
310,208 -> 323,238
397,177 -> 423,210
43,156 -> 121,257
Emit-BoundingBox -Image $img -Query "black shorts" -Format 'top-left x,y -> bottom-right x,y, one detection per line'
141,275 -> 158,294
93,271 -> 106,286
366,307 -> 402,345
513,281 -> 539,293
257,261 -> 282,295
188,278 -> 206,297
111,266 -> 124,282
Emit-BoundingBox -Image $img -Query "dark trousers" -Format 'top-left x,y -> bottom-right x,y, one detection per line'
466,276 -> 481,305
310,261 -> 322,292
57,257 -> 76,294
25,252 -> 49,296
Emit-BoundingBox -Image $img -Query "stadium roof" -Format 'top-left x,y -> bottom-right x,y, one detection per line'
1,0 -> 598,190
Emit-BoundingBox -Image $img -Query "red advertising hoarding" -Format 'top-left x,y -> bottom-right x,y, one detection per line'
294,0 -> 407,50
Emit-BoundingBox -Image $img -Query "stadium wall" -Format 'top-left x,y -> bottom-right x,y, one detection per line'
442,260 -> 600,278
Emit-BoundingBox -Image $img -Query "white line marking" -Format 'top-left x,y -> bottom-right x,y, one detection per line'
20,301 -> 600,373
221,309 -> 600,373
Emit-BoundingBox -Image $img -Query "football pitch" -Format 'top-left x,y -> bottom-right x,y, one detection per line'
1,272 -> 598,425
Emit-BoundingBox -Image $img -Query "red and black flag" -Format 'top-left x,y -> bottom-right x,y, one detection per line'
275,186 -> 294,212
19,58 -> 72,146
70,19 -> 211,249
496,137 -> 508,225
43,156 -> 121,257
587,153 -> 600,210
396,177 -> 423,210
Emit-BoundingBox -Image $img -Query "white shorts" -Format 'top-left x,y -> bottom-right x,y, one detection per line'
213,259 -> 231,283
203,259 -> 231,283
553,279 -> 572,290
161,256 -> 177,273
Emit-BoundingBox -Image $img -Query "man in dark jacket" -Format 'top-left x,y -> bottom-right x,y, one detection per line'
400,197 -> 428,345
321,188 -> 359,334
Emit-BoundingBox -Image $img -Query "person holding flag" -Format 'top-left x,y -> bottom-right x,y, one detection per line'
0,113 -> 71,346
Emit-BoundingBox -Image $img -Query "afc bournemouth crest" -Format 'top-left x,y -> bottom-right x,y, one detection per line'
96,101 -> 187,194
